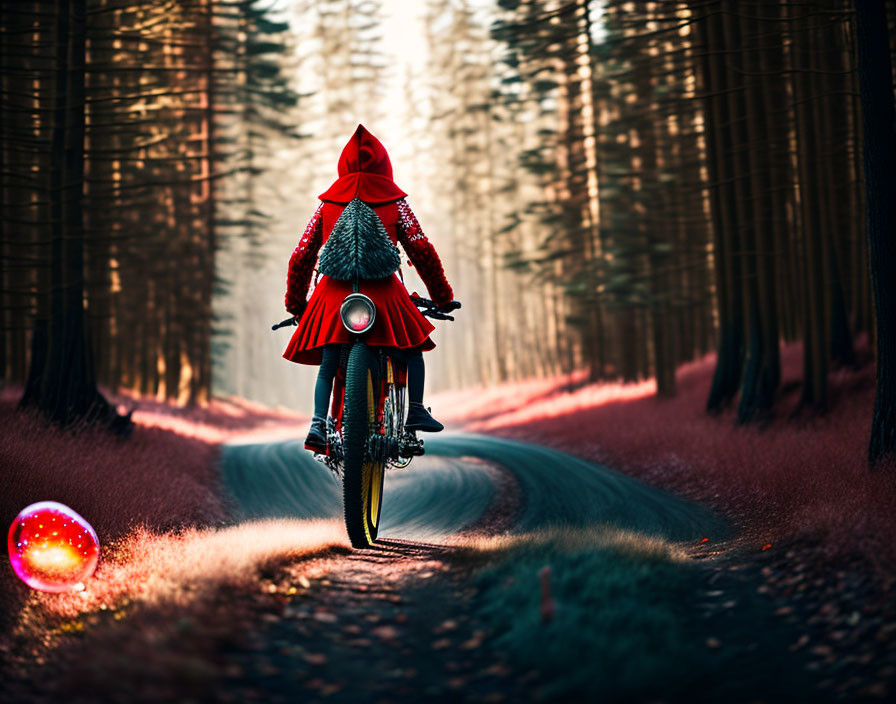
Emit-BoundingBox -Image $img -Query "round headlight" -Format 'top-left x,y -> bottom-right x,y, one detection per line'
340,293 -> 376,334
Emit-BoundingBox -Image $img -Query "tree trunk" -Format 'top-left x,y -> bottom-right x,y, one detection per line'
792,8 -> 830,411
854,0 -> 896,466
699,1 -> 744,412
0,0 -> 7,384
820,9 -> 856,368
19,0 -> 129,433
737,8 -> 782,423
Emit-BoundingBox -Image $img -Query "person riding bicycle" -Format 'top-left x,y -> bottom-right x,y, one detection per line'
283,124 -> 454,452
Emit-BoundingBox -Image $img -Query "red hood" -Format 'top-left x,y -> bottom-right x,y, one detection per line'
318,124 -> 407,205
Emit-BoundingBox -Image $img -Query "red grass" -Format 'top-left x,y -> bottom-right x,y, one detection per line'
13,520 -> 346,632
3,517 -> 349,701
0,383 -> 348,690
435,340 -> 896,573
0,387 -> 307,629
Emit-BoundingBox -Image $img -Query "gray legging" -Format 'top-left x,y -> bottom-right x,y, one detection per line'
313,344 -> 425,420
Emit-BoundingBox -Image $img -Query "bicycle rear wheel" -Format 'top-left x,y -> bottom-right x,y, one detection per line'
342,343 -> 385,548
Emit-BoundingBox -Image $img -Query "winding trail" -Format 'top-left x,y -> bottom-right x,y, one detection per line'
220,433 -> 727,541
0,431 -> 819,704
214,433 -> 743,703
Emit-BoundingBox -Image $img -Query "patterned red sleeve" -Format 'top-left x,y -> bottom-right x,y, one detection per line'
395,200 -> 454,307
285,203 -> 324,315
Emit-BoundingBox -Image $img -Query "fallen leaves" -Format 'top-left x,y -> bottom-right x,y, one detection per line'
757,541 -> 896,701
434,619 -> 458,634
486,663 -> 511,677
447,676 -> 468,689
371,625 -> 401,642
811,644 -> 834,659
790,634 -> 810,651
302,651 -> 328,666
460,632 -> 485,650
306,678 -> 341,696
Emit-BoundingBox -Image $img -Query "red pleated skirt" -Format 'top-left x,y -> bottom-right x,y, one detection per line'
283,275 -> 436,365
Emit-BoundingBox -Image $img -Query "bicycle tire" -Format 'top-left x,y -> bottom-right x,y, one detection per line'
342,343 -> 385,547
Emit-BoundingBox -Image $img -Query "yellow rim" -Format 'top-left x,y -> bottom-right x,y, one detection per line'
370,463 -> 382,528
364,372 -> 384,536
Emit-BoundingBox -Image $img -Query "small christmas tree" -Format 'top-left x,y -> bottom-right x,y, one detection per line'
318,197 -> 401,281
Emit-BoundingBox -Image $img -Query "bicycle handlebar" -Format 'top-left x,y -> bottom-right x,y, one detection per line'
271,317 -> 298,331
272,297 -> 461,329
409,296 -> 462,320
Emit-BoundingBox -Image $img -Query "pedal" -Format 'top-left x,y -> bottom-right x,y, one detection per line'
399,432 -> 425,458
313,452 -> 342,482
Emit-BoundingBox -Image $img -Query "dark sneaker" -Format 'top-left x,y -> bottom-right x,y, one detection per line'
304,416 -> 328,452
405,402 -> 444,433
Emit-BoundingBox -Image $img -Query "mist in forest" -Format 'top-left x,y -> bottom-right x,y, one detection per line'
214,0 -> 528,411
212,0 -> 885,425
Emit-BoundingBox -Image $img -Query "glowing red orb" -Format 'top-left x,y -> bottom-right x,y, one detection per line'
7,501 -> 100,592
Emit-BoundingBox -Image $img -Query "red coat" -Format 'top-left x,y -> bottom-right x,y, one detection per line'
283,125 -> 453,366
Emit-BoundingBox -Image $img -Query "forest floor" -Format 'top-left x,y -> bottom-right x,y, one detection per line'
0,388 -> 306,631
1,423 -> 816,703
1,343 -> 895,702
436,340 -> 896,700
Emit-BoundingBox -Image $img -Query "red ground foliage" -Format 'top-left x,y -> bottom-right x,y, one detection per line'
436,340 -> 896,573
0,387 -> 305,627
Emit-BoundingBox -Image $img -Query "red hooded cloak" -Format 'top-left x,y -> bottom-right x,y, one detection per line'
282,125 -> 453,366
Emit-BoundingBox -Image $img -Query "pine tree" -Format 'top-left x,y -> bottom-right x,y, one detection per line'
854,0 -> 896,465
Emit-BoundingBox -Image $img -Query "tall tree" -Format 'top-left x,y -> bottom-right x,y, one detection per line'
19,0 -> 125,428
1,0 -> 301,417
854,0 -> 896,465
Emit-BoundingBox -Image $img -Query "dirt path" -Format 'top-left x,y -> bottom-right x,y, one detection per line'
217,448 -> 529,702
1,435 -> 823,703
222,538 -> 526,702
211,434 -> 818,703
